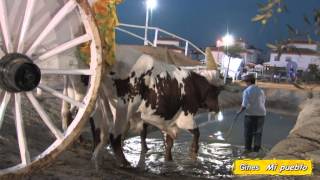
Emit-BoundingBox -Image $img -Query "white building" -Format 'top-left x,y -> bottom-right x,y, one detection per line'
268,40 -> 320,71
210,39 -> 261,65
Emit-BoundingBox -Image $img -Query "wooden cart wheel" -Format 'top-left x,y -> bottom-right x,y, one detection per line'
0,0 -> 102,177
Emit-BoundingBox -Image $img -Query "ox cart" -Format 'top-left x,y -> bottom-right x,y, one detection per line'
0,0 -> 104,177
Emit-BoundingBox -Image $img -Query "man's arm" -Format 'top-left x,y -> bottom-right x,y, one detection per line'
237,90 -> 248,117
236,106 -> 246,118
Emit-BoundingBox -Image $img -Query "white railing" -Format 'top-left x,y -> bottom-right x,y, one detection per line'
116,23 -> 206,63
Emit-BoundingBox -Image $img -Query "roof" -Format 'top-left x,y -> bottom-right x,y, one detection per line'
271,48 -> 320,56
209,46 -> 255,54
209,46 -> 223,51
128,45 -> 202,66
157,37 -> 181,42
157,44 -> 184,51
287,39 -> 317,45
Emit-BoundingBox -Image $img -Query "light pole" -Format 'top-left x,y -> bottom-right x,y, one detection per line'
144,0 -> 157,46
222,33 -> 234,84
216,39 -> 222,64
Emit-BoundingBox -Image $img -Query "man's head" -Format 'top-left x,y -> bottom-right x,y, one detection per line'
242,74 -> 256,85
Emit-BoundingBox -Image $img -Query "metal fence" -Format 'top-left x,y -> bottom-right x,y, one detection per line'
116,23 -> 206,63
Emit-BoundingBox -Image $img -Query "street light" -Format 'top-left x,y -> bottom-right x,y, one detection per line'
222,34 -> 234,47
144,0 -> 157,45
222,33 -> 234,84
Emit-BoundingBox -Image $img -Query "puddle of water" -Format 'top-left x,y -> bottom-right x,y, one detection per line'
119,136 -> 239,178
107,109 -> 297,178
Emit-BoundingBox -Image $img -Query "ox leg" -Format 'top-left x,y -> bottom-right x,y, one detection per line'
61,75 -> 72,131
164,133 -> 174,161
89,117 -> 100,151
188,127 -> 200,160
110,134 -> 130,167
110,99 -> 130,167
140,123 -> 149,153
92,91 -> 113,170
70,75 -> 87,143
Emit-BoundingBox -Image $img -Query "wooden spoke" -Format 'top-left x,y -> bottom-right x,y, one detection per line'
17,0 -> 36,53
8,0 -> 22,30
41,69 -> 93,76
36,34 -> 91,61
26,0 -> 77,56
0,0 -> 13,53
0,92 -> 11,130
14,93 -> 31,165
26,92 -> 64,140
38,84 -> 85,108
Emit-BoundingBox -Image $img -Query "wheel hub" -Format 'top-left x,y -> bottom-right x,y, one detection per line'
0,53 -> 41,92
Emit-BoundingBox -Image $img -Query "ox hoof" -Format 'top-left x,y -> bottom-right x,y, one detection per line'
165,156 -> 173,162
190,154 -> 198,161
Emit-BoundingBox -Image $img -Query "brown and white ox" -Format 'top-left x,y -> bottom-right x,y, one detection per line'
102,46 -> 222,167
62,45 -> 222,167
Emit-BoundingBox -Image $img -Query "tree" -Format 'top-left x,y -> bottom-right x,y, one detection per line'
252,1 -> 320,85
252,0 -> 320,52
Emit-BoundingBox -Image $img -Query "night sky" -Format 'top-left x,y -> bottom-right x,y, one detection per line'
116,0 -> 320,51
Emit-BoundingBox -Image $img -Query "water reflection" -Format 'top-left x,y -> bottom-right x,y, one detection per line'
118,136 -> 240,178
211,131 -> 225,141
217,111 -> 224,121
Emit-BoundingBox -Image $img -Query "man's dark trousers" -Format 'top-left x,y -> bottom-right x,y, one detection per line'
244,115 -> 265,152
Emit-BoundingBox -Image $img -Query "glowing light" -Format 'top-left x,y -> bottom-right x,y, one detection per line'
146,0 -> 157,10
222,34 -> 234,47
217,111 -> 224,121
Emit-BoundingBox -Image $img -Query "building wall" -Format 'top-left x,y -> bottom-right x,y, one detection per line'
211,50 -> 259,65
269,53 -> 320,70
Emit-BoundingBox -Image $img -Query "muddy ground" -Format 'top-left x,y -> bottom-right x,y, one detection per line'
1,82 -> 319,179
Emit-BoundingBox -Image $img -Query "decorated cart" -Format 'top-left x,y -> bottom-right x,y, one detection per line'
0,0 -> 111,177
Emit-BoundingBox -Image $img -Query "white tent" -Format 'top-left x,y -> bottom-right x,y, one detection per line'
220,55 -> 244,80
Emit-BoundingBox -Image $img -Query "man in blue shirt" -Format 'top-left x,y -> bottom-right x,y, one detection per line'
237,74 -> 266,153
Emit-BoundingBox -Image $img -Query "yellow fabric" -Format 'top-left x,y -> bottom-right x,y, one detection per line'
79,0 -> 122,66
205,47 -> 218,70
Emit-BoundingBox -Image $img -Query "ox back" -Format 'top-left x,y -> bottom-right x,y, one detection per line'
107,48 -> 220,135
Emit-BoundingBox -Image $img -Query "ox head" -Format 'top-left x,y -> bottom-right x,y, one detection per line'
191,71 -> 222,113
201,85 -> 221,113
